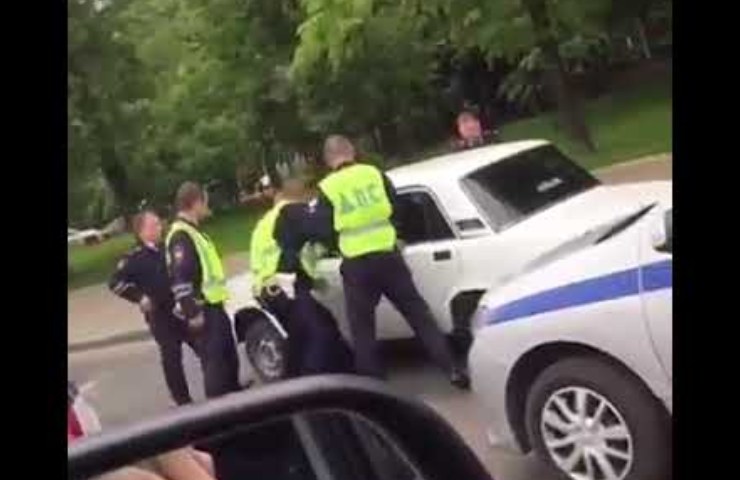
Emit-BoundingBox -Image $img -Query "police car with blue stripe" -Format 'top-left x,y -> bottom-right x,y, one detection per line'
469,200 -> 672,480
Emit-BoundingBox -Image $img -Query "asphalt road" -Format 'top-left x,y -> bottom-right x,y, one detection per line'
69,340 -> 560,480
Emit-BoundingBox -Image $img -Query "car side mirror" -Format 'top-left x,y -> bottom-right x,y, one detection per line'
651,210 -> 672,254
69,376 -> 493,480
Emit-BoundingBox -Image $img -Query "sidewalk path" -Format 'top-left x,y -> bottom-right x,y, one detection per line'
68,153 -> 672,352
68,253 -> 251,352
595,153 -> 671,184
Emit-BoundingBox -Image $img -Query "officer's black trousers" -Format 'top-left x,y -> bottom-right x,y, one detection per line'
146,312 -> 199,406
198,305 -> 240,398
259,286 -> 353,377
340,251 -> 455,379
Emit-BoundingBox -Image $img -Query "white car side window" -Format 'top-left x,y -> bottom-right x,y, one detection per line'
396,191 -> 455,245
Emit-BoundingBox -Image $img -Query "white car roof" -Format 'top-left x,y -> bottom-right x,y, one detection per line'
387,139 -> 549,188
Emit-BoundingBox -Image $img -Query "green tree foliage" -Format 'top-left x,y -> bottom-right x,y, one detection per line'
292,0 -> 616,149
292,1 -> 445,155
68,0 -> 670,225
68,0 -> 152,224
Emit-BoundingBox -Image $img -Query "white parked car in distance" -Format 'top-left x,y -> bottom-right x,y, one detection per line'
468,199 -> 672,480
68,227 -> 107,246
227,140 -> 672,380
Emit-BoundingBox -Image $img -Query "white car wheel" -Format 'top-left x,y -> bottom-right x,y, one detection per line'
243,318 -> 288,383
525,357 -> 671,480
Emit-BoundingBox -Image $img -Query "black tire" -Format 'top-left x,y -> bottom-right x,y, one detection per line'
243,317 -> 288,383
525,356 -> 671,480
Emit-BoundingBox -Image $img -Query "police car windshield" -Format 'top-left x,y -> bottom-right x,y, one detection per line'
462,145 -> 599,231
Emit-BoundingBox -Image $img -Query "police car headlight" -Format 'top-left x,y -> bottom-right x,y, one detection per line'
471,304 -> 492,335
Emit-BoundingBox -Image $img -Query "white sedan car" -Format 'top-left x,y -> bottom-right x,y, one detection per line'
469,200 -> 672,480
68,227 -> 107,246
228,140 -> 671,378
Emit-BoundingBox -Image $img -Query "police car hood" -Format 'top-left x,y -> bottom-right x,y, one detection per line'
484,181 -> 670,288
477,207 -> 648,323
507,203 -> 654,283
507,181 -> 671,238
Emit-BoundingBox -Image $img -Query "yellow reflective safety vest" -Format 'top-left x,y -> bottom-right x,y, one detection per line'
166,220 -> 229,304
318,163 -> 396,258
249,200 -> 321,292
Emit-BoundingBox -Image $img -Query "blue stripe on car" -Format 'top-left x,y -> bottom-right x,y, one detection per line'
486,260 -> 672,325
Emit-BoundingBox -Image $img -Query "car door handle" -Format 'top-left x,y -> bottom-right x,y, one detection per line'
433,250 -> 452,261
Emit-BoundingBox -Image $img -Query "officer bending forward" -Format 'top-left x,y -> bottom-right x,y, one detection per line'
250,174 -> 352,377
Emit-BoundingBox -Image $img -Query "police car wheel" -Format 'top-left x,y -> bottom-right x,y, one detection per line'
243,318 -> 287,383
524,356 -> 671,480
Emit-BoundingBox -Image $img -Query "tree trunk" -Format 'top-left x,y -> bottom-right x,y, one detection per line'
635,17 -> 652,60
372,126 -> 384,154
523,0 -> 596,151
261,140 -> 279,184
99,143 -> 135,217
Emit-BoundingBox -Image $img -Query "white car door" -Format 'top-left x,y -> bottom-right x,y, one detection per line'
639,207 -> 673,378
375,188 -> 462,338
314,188 -> 462,339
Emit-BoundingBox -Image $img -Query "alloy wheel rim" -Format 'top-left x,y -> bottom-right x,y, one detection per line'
540,386 -> 633,480
256,338 -> 283,379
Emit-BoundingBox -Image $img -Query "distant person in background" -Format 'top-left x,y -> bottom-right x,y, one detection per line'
257,175 -> 276,201
239,175 -> 276,208
453,110 -> 498,150
109,210 -> 198,406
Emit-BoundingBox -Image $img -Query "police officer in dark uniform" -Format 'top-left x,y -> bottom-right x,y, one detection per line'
166,182 -> 240,399
109,210 -> 199,406
249,172 -> 352,377
314,135 -> 469,388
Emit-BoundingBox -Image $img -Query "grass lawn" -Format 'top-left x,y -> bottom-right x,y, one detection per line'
499,81 -> 672,170
68,208 -> 262,290
69,80 -> 671,291
68,235 -> 136,291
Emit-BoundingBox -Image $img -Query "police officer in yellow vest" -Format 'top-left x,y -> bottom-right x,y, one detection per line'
166,181 -> 240,399
250,172 -> 352,377
314,135 -> 469,389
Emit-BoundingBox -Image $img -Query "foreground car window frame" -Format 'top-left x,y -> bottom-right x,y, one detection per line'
68,376 -> 494,480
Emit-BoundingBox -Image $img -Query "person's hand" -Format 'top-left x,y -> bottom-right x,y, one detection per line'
188,313 -> 205,332
173,303 -> 185,320
275,273 -> 297,300
139,295 -> 153,314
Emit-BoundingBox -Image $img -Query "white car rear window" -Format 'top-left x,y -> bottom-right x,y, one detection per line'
462,145 -> 599,231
